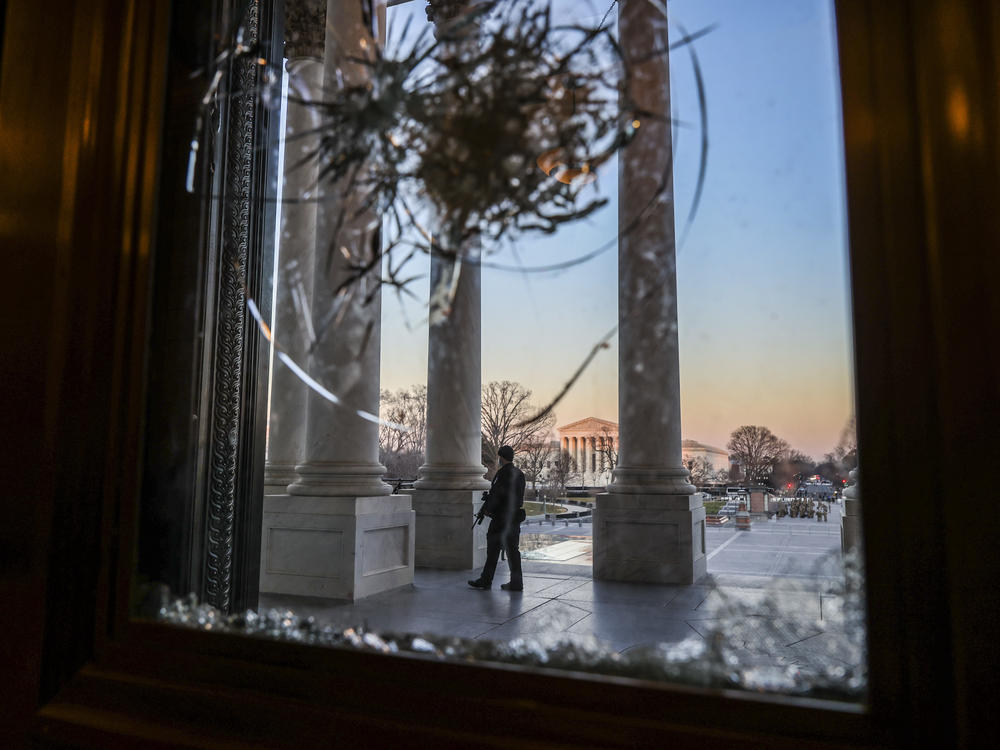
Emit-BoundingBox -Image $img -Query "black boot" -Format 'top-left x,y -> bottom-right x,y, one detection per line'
468,578 -> 491,590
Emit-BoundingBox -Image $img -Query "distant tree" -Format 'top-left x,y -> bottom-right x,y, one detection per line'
771,449 -> 815,491
519,440 -> 554,499
547,450 -> 576,497
598,426 -> 619,476
380,449 -> 423,480
683,455 -> 727,487
378,385 -> 427,478
816,417 -> 859,488
833,415 -> 858,471
480,380 -> 556,477
726,425 -> 789,485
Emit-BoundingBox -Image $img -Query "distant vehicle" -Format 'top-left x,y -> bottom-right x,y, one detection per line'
797,480 -> 835,500
726,487 -> 746,496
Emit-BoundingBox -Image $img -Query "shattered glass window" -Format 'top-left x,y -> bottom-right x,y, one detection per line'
142,0 -> 865,703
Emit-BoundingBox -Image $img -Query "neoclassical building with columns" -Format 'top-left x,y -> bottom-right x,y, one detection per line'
681,439 -> 730,476
557,417 -> 620,486
557,419 -> 729,487
259,0 -> 707,601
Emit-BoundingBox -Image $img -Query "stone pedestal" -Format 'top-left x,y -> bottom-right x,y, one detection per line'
408,490 -> 488,570
594,494 -> 707,584
260,494 -> 414,600
734,502 -> 752,531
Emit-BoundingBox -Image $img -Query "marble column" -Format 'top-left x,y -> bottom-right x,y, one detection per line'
264,54 -> 323,496
261,0 -> 414,601
408,1 -> 492,569
594,0 -> 706,584
409,248 -> 491,568
841,467 -> 862,554
584,436 -> 594,485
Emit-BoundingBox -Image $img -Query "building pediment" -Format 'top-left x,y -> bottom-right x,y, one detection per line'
557,417 -> 619,435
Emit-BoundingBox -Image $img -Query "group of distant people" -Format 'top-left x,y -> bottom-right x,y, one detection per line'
776,497 -> 830,521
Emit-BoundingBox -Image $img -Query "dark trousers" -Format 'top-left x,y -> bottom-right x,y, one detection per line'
480,521 -> 522,586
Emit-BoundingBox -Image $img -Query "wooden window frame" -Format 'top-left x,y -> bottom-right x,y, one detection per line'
2,0 -> 997,747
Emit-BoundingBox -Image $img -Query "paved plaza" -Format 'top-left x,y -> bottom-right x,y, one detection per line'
259,503 -> 860,675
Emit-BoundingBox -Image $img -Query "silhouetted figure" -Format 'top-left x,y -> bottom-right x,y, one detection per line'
468,445 -> 526,591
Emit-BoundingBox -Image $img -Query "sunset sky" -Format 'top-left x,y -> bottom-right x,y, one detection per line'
378,0 -> 853,461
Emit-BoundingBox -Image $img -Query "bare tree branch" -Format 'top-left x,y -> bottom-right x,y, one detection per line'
481,380 -> 556,475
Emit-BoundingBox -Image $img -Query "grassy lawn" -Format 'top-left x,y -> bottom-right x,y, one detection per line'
704,500 -> 724,515
523,501 -> 567,516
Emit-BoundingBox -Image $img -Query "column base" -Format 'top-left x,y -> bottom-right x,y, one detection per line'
264,462 -> 298,496
413,463 -> 490,491
607,466 -> 696,495
593,492 -> 707,584
259,494 -> 414,601
288,461 -> 392,497
406,489 -> 489,570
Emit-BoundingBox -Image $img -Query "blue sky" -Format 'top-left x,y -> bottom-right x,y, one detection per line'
378,0 -> 853,460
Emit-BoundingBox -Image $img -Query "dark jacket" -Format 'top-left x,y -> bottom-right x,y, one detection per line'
485,461 -> 526,532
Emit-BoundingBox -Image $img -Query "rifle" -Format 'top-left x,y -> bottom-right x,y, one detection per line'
472,491 -> 490,529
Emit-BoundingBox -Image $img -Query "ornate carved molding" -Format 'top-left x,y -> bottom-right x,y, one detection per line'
206,0 -> 260,612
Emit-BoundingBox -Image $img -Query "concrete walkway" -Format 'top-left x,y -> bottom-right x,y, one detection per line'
259,504 -> 861,674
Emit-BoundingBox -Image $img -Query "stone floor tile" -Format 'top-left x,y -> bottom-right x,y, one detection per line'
522,561 -> 591,578
697,587 -> 822,620
687,616 -> 824,654
586,599 -> 695,626
359,614 -> 496,640
478,600 -> 591,640
786,631 -> 863,669
660,585 -> 712,610
514,575 -> 573,595
567,611 -> 700,648
557,580 -> 684,606
535,577 -> 591,598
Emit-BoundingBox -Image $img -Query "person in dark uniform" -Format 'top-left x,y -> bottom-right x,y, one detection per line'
468,445 -> 526,591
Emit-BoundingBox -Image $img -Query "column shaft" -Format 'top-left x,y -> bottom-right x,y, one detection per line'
608,0 -> 692,496
265,57 -> 322,494
416,250 -> 490,489
594,0 -> 705,584
409,251 -> 490,569
288,0 -> 389,497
